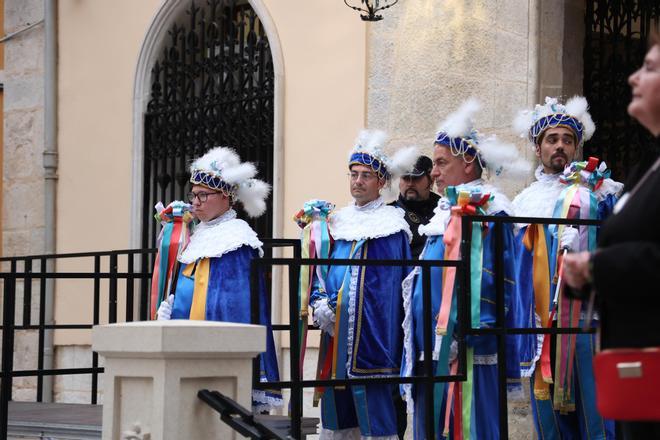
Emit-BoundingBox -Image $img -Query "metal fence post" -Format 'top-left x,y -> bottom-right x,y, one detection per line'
1,274 -> 17,440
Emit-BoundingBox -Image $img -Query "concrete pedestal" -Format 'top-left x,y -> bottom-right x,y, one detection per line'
92,320 -> 265,440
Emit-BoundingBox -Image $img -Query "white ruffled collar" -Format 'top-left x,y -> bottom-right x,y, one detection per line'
179,209 -> 263,263
419,179 -> 514,237
329,196 -> 412,242
203,208 -> 237,226
534,165 -> 561,183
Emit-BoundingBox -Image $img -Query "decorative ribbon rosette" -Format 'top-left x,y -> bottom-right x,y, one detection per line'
150,201 -> 194,319
293,200 -> 335,402
559,156 -> 611,191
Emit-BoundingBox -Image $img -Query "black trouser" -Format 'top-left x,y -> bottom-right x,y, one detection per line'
393,388 -> 407,439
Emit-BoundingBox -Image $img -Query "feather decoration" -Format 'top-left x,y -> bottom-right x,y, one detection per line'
351,129 -> 388,159
221,162 -> 257,185
387,145 -> 420,178
565,96 -> 596,141
478,135 -> 531,178
438,98 -> 481,138
236,179 -> 271,218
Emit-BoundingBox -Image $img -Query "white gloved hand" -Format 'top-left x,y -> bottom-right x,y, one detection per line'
560,226 -> 580,252
312,299 -> 336,336
156,294 -> 174,320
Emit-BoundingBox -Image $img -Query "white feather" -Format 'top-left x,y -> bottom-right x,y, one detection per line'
236,179 -> 271,217
438,98 -> 481,138
388,146 -> 420,177
478,136 -> 531,179
351,129 -> 388,158
190,146 -> 240,174
221,162 -> 256,185
565,96 -> 588,117
513,110 -> 535,140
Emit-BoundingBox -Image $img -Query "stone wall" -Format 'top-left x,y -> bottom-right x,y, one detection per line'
3,0 -> 45,401
367,0 -> 538,197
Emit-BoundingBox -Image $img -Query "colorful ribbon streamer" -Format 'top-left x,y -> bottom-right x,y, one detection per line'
150,201 -> 193,319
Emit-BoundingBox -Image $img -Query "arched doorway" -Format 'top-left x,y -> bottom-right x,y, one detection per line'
141,0 -> 275,249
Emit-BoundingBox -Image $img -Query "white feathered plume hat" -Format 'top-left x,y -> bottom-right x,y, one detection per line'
434,98 -> 530,178
189,146 -> 270,218
348,129 -> 419,181
513,96 -> 596,148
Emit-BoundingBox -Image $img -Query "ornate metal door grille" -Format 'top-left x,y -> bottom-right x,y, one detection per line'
584,0 -> 660,183
142,0 -> 274,248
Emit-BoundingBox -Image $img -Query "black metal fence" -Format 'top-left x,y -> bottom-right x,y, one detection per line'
253,215 -> 602,440
0,217 -> 601,440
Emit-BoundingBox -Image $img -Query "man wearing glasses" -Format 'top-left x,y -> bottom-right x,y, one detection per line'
155,146 -> 282,412
309,130 -> 417,440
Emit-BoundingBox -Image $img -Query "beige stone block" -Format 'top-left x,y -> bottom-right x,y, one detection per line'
4,0 -> 44,33
3,74 -> 44,111
493,80 -> 529,129
4,28 -> 44,75
539,43 -> 563,89
540,0 -> 565,42
2,179 -> 45,230
495,31 -> 529,82
4,110 -> 45,180
2,226 -> 46,256
496,0 -> 530,36
93,320 -> 266,440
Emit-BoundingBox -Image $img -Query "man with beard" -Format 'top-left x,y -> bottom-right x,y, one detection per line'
512,96 -> 621,439
389,155 -> 440,259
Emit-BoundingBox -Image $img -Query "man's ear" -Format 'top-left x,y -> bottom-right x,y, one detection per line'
534,144 -> 542,159
464,159 -> 476,179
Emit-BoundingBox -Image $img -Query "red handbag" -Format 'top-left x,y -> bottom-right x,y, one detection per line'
593,347 -> 660,420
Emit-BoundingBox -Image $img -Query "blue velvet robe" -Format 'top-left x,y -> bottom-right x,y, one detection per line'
171,245 -> 281,409
311,231 -> 412,377
405,211 -> 525,439
515,194 -> 618,440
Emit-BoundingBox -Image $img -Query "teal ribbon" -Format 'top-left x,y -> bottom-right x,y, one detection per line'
333,240 -> 365,380
470,223 -> 483,329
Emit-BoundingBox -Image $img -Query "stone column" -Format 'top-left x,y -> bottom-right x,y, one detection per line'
92,320 -> 265,440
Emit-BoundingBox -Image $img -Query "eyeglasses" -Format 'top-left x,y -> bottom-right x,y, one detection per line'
348,171 -> 378,182
187,191 -> 219,203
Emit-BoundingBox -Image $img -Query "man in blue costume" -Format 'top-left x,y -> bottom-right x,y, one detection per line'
401,99 -> 530,439
156,146 -> 282,411
310,130 -> 417,440
513,97 -> 621,439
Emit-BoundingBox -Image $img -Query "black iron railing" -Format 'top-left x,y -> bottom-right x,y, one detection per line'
0,248 -> 156,440
252,215 -> 602,440
0,218 -> 602,440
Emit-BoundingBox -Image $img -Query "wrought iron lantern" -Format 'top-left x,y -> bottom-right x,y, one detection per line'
344,0 -> 398,21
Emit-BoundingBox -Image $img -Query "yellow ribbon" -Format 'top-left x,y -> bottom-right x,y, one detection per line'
523,224 -> 552,399
187,258 -> 210,320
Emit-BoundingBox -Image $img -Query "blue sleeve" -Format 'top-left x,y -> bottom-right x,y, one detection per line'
598,193 -> 618,220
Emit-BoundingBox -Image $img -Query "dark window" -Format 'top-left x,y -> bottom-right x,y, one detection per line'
142,0 -> 274,248
584,0 -> 660,183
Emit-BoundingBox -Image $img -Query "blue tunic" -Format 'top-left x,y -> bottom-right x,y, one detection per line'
515,192 -> 617,440
405,211 -> 525,439
171,245 -> 282,410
